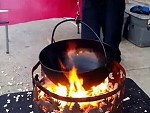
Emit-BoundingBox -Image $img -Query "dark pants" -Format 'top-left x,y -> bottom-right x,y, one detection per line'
81,0 -> 125,61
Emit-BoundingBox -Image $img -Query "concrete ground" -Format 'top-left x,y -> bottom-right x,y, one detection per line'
0,18 -> 150,97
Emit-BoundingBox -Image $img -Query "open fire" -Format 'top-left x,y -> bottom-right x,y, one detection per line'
32,61 -> 126,113
32,35 -> 126,113
38,66 -> 112,110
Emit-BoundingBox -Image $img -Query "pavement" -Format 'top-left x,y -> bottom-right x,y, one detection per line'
0,18 -> 150,97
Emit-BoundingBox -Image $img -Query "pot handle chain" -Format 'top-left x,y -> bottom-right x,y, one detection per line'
50,18 -> 107,58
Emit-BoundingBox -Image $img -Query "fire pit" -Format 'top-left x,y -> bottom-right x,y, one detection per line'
32,61 -> 126,113
31,19 -> 126,113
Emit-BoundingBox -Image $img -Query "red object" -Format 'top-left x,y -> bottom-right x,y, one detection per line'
0,0 -> 82,25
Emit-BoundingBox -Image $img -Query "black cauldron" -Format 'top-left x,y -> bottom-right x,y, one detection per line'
39,19 -> 115,89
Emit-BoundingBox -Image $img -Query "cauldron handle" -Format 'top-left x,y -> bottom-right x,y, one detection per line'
51,19 -> 107,58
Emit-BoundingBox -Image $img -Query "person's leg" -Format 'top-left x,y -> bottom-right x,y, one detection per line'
81,0 -> 101,40
102,0 -> 125,62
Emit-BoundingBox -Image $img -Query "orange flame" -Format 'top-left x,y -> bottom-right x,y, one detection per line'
68,66 -> 87,98
38,65 -> 114,110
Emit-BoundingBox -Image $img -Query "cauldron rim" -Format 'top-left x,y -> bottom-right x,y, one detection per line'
39,38 -> 114,74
